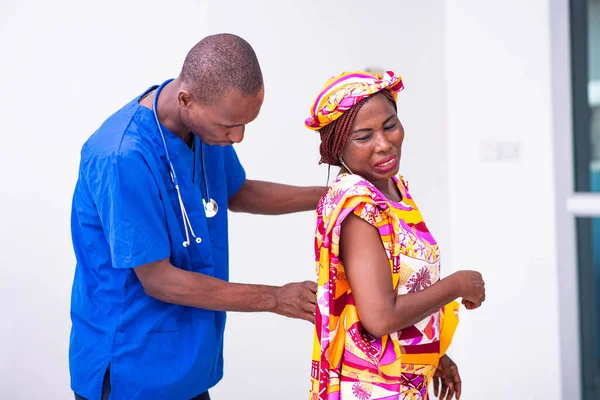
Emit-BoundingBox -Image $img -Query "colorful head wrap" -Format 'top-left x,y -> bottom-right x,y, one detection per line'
304,70 -> 404,131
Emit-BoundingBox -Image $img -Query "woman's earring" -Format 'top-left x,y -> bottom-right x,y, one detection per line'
339,157 -> 354,174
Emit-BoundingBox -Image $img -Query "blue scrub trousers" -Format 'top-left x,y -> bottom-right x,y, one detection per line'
73,366 -> 211,400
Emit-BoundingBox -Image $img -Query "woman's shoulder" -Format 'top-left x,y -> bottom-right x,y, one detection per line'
317,173 -> 409,230
327,173 -> 408,198
327,173 -> 378,199
317,173 -> 371,215
318,172 -> 406,212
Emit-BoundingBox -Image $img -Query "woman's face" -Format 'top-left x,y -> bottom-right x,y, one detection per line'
339,93 -> 404,188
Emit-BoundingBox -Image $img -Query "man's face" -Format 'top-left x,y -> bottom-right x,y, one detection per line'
179,86 -> 264,145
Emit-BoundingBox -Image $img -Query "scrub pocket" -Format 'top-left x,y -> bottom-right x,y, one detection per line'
167,189 -> 216,270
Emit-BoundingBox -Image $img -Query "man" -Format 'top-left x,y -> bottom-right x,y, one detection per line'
69,33 -> 325,400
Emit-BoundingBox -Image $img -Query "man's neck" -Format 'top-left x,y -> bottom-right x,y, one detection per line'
141,78 -> 193,145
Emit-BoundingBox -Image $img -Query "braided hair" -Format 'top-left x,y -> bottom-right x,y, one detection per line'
318,90 -> 397,166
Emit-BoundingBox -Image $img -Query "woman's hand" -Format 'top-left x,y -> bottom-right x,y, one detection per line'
432,354 -> 462,399
453,270 -> 486,310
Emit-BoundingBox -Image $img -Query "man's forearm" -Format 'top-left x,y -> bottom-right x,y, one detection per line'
139,261 -> 278,312
228,179 -> 327,215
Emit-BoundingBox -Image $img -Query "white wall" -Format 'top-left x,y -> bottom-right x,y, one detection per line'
0,1 -> 449,399
445,1 -> 564,399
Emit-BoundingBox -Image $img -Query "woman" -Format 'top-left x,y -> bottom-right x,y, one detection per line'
304,71 -> 486,400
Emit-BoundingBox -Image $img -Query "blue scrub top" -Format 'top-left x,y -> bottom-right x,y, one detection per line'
69,84 -> 246,400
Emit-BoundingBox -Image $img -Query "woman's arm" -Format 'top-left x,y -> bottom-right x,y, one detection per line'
340,213 -> 485,338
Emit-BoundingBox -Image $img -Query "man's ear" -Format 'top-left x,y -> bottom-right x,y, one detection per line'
178,90 -> 194,109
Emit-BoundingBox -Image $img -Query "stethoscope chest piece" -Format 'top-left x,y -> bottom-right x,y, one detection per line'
153,78 -> 219,247
204,198 -> 218,218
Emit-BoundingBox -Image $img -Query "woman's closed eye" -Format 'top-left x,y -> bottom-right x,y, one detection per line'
355,133 -> 372,142
384,122 -> 397,131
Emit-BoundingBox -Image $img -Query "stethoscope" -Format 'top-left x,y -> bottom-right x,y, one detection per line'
152,79 -> 218,247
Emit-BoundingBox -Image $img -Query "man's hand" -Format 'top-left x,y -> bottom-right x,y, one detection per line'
273,281 -> 318,323
432,354 -> 462,399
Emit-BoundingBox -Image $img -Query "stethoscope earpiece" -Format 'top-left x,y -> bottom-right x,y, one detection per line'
153,79 -> 218,248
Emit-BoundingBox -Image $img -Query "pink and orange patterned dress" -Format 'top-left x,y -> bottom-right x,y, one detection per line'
309,173 -> 459,400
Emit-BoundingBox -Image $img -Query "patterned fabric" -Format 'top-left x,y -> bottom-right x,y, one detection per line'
309,173 -> 459,400
304,71 -> 404,130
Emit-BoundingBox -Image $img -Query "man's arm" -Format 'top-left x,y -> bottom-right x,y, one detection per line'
134,258 -> 318,323
228,179 -> 327,215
